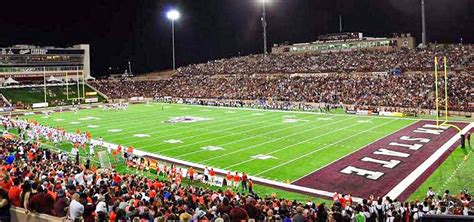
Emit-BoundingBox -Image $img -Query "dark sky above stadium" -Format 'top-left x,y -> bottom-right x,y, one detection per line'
0,0 -> 473,76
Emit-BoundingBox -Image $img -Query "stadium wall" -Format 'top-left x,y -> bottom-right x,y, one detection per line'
10,206 -> 66,222
160,97 -> 473,118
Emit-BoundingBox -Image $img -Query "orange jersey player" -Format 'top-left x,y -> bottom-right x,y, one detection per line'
127,146 -> 134,155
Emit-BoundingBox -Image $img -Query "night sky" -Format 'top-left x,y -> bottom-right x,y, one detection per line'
0,0 -> 473,77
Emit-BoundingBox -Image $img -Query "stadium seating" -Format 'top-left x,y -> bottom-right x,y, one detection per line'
91,44 -> 474,112
91,71 -> 473,112
176,44 -> 473,75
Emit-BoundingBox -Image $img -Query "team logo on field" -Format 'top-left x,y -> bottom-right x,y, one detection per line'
164,116 -> 211,124
87,125 -> 99,128
164,139 -> 183,144
201,146 -> 224,151
134,134 -> 150,138
251,154 -> 277,160
70,121 -> 81,125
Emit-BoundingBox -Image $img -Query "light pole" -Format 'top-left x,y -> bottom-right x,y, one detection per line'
261,0 -> 268,55
421,0 -> 427,46
128,60 -> 133,75
167,9 -> 180,70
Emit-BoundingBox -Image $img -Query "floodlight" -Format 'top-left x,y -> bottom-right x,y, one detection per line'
166,10 -> 180,21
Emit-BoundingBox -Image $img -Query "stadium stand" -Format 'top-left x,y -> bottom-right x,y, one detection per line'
176,44 -> 473,75
0,117 -> 472,221
91,44 -> 474,113
91,72 -> 473,112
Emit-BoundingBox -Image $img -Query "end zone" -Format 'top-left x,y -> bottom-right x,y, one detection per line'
293,120 -> 472,201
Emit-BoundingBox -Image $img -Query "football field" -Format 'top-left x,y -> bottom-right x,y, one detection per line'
25,103 -> 472,200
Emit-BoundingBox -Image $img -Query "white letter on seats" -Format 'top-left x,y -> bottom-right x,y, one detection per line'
361,157 -> 401,169
374,149 -> 410,158
389,142 -> 423,150
400,136 -> 430,143
340,166 -> 384,180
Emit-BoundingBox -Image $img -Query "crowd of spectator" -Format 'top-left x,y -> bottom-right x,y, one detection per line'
90,44 -> 473,112
0,117 -> 472,221
91,71 -> 473,112
176,44 -> 474,75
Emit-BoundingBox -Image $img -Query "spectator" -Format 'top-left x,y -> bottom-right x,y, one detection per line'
229,201 -> 249,222
0,189 -> 10,222
28,186 -> 54,215
242,197 -> 258,220
68,193 -> 84,221
53,189 -> 68,217
7,178 -> 21,207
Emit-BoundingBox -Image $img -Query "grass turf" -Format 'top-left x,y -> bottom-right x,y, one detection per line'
26,103 -> 415,182
407,145 -> 474,201
23,102 -> 472,201
0,84 -> 105,106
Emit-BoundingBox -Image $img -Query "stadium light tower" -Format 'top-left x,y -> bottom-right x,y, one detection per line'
421,0 -> 427,46
167,9 -> 180,70
261,0 -> 268,55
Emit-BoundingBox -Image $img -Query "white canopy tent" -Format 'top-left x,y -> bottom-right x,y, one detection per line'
47,75 -> 63,83
3,77 -> 19,85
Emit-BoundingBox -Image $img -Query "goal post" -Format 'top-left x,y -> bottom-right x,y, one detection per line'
66,66 -> 86,102
434,56 -> 461,132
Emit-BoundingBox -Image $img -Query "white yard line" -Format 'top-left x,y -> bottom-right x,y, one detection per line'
148,112 -> 319,153
198,117 -> 356,163
175,114 -> 348,158
438,150 -> 472,195
291,119 -> 418,182
108,110 -> 280,145
36,105 -> 190,131
253,119 -> 398,176
47,106 -> 275,145
135,112 -> 285,149
385,122 -> 474,200
91,139 -> 364,202
224,121 -> 365,169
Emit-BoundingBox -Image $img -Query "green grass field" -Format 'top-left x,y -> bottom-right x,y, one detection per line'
408,145 -> 474,201
24,103 -> 473,201
27,103 -> 416,181
0,84 -> 105,106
